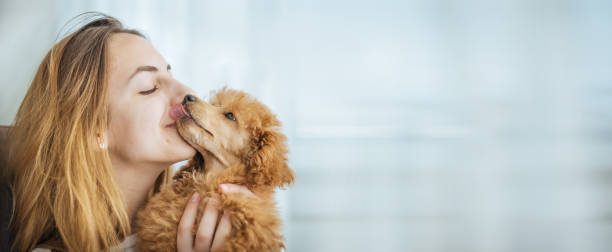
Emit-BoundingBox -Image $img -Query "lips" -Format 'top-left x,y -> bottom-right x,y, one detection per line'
170,103 -> 189,121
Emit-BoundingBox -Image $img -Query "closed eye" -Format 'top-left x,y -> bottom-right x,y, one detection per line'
139,86 -> 158,95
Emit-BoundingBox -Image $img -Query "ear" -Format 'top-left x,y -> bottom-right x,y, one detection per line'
172,152 -> 204,180
247,129 -> 295,188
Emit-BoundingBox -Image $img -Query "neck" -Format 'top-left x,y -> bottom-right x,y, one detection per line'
111,158 -> 170,232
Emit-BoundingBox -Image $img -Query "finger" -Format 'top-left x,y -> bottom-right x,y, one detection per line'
211,211 -> 232,251
193,199 -> 220,252
219,184 -> 255,197
177,192 -> 200,252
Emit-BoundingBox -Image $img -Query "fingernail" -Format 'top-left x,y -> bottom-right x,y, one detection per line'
208,198 -> 219,208
190,192 -> 200,202
219,184 -> 227,193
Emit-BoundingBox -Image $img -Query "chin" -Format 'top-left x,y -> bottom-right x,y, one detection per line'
159,144 -> 197,165
164,130 -> 197,160
173,144 -> 197,161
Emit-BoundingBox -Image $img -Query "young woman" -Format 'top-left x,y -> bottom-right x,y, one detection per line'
6,13 -> 255,251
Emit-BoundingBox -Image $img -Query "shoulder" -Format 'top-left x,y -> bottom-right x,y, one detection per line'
32,248 -> 51,252
110,234 -> 138,252
32,234 -> 138,252
32,248 -> 52,252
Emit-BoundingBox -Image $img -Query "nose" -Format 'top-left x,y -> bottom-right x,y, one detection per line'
183,94 -> 197,105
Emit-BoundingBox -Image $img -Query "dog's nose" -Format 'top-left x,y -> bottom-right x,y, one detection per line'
183,94 -> 197,105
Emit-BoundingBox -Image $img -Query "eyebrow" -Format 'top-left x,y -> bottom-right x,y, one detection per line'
128,64 -> 172,80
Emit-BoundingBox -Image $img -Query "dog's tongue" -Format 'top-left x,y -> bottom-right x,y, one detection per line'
170,104 -> 189,121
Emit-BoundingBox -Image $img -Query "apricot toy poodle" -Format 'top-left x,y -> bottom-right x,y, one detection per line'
135,88 -> 295,252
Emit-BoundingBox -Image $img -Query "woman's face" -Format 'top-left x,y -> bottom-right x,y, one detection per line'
106,33 -> 196,167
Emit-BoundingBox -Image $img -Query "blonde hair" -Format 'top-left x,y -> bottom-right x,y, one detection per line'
6,13 -> 172,251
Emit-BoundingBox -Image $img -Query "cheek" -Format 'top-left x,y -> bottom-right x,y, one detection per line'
108,99 -> 164,152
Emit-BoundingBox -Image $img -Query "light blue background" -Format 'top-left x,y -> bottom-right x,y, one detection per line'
1,0 -> 612,251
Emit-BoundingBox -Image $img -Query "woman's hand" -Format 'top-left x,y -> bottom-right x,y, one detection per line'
177,184 -> 256,252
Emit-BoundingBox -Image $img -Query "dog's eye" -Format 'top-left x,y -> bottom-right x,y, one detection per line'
224,112 -> 236,121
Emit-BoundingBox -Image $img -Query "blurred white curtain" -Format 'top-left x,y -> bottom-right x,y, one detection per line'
1,0 -> 612,251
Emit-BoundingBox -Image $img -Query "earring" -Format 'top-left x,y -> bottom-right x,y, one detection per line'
99,140 -> 107,149
97,134 -> 107,149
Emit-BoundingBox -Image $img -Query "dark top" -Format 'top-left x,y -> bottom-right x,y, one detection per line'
1,125 -> 14,251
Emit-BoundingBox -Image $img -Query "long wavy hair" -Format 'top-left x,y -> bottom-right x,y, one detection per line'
6,13 -> 173,251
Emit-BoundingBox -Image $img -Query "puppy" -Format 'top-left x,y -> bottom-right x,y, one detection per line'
135,88 -> 295,252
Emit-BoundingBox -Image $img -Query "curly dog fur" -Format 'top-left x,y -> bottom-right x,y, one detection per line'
135,88 -> 295,252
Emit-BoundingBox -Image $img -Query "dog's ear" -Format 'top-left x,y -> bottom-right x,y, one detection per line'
172,152 -> 204,180
247,128 -> 295,188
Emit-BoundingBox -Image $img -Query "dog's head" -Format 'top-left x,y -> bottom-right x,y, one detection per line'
176,87 -> 294,188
